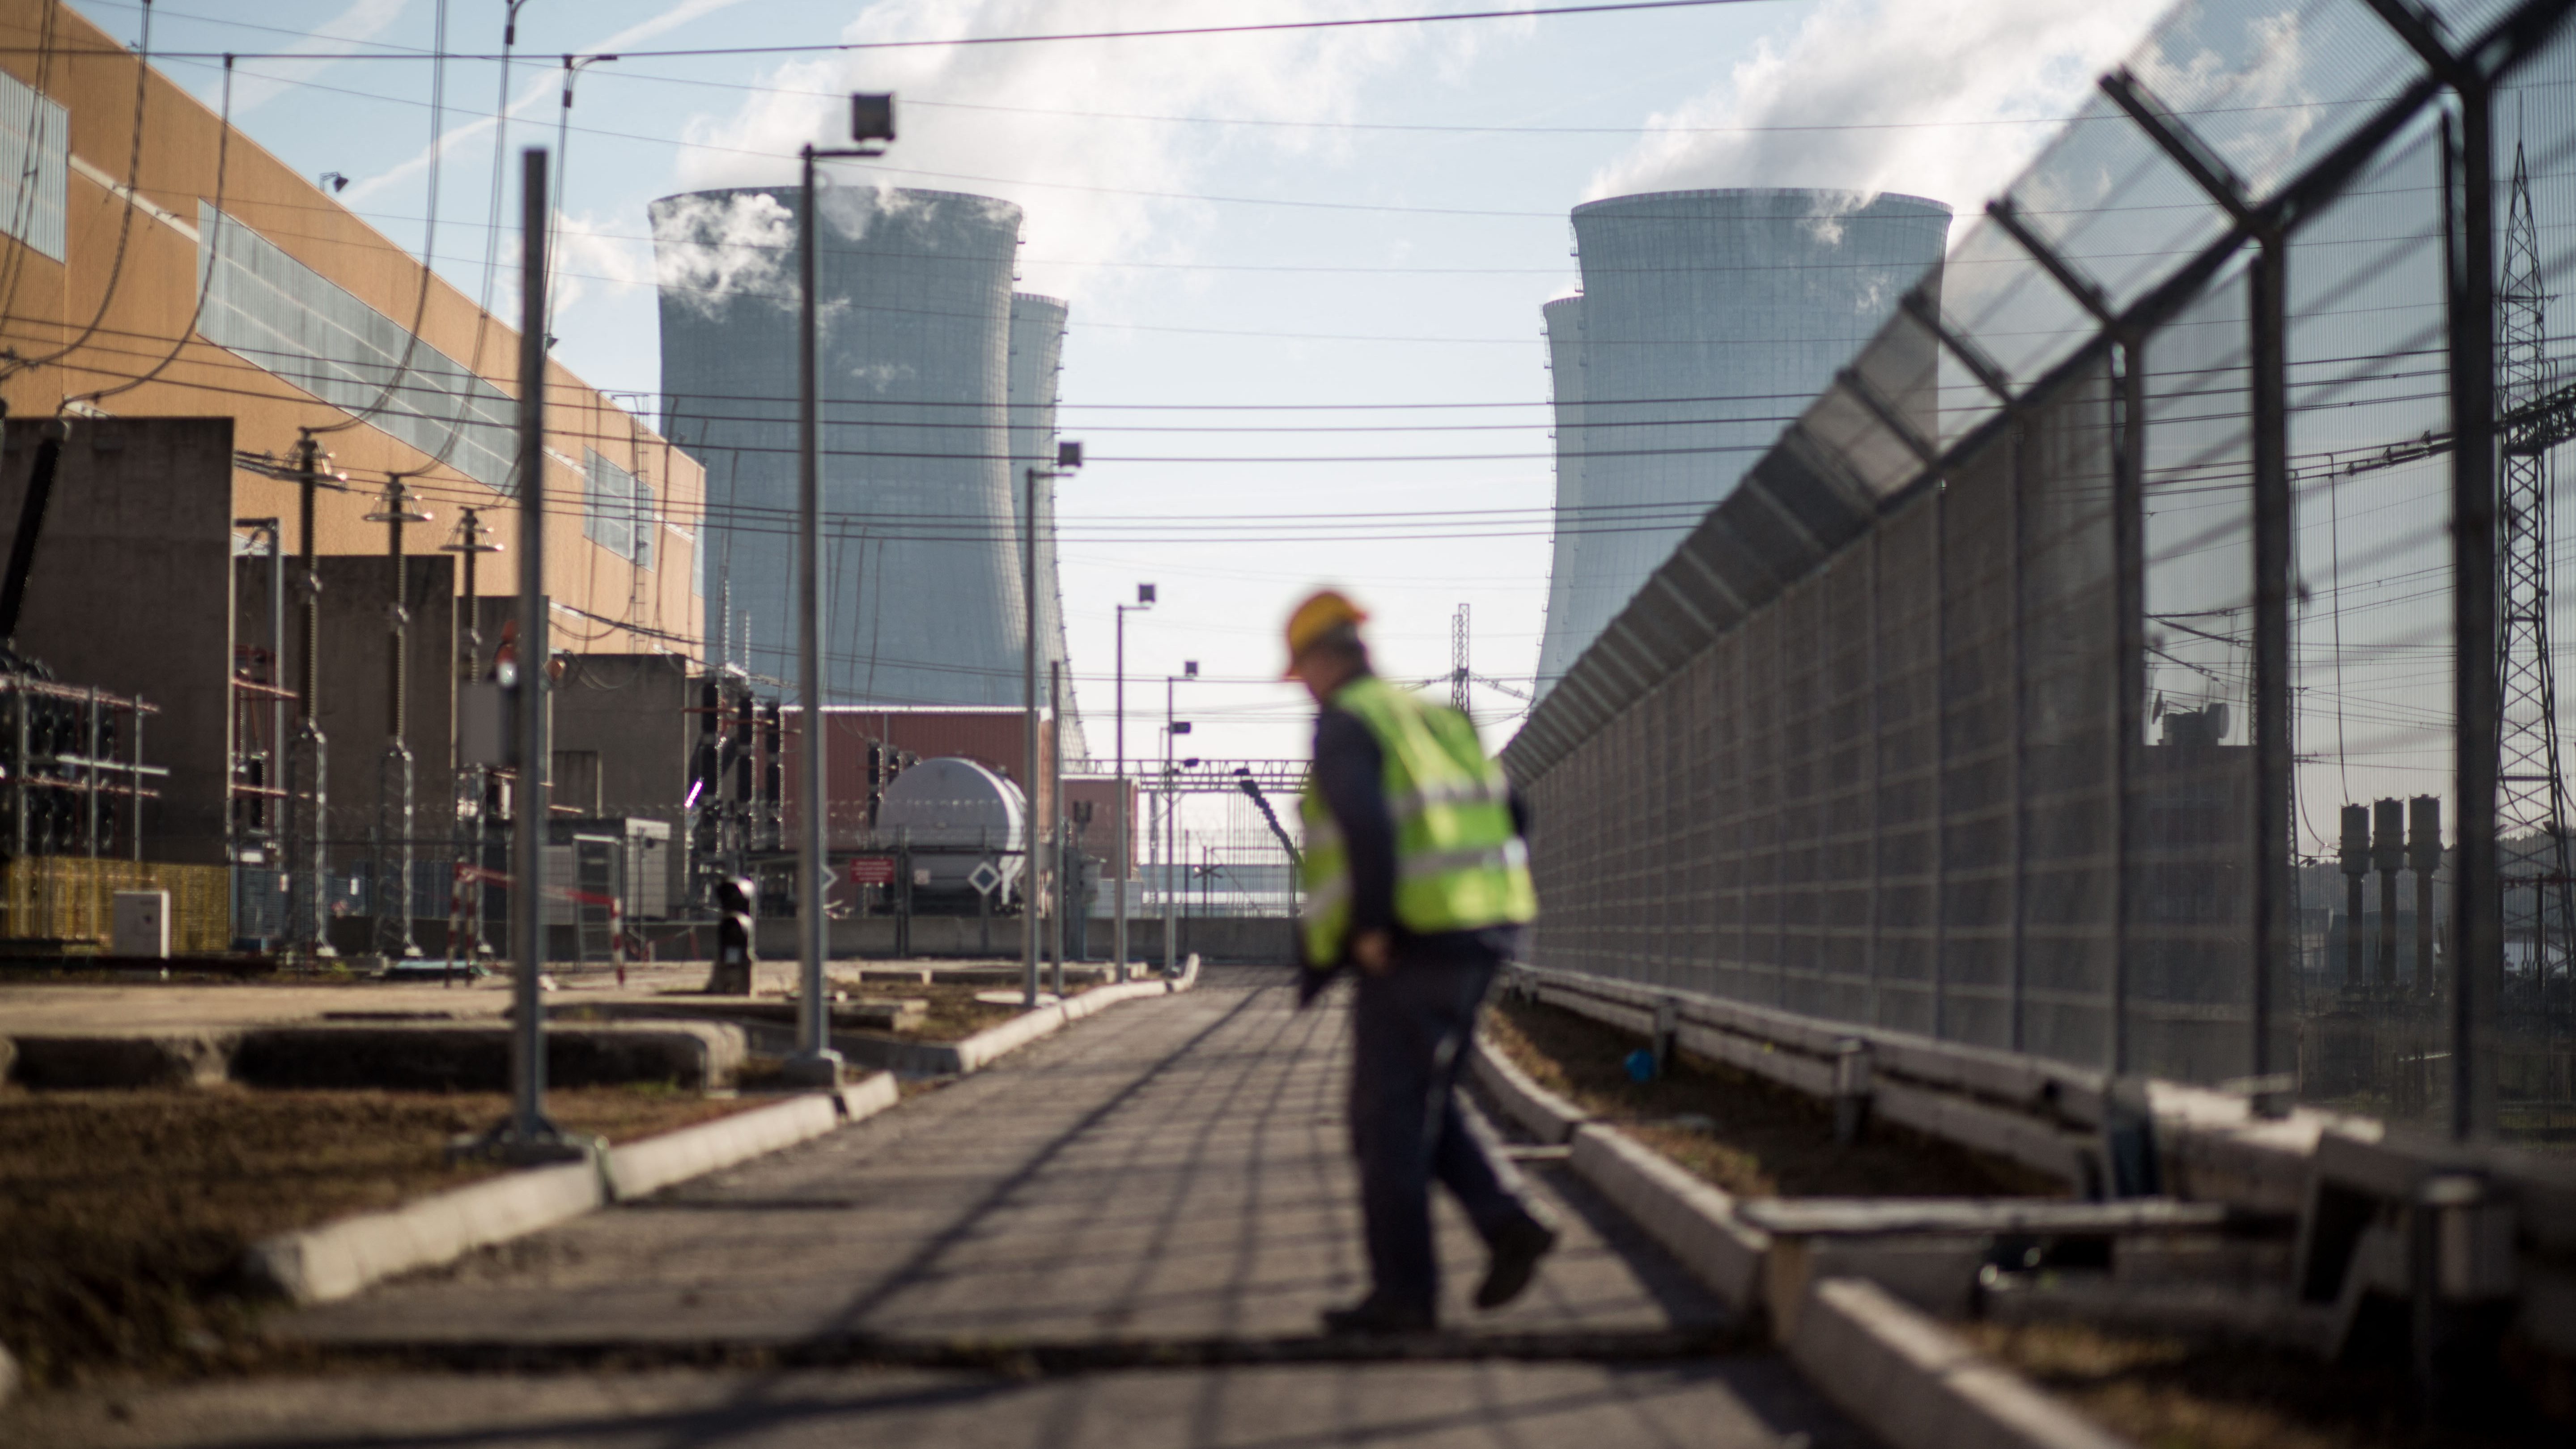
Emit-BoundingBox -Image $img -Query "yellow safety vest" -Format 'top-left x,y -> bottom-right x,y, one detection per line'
1299,673 -> 1536,965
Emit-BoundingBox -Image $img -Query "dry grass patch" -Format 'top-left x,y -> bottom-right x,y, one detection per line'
1962,1319 -> 2555,1449
0,1084 -> 748,1389
1483,995 -> 2054,1199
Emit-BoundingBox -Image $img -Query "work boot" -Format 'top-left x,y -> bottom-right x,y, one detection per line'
1474,1214 -> 1558,1310
1320,1295 -> 1435,1337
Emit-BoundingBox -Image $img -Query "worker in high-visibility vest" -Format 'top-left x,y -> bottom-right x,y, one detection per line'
1286,589 -> 1553,1336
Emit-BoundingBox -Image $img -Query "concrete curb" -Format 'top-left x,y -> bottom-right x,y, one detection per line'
945,960 -> 1201,1076
1564,1122 -> 1770,1311
234,970 -> 1198,1308
605,1093 -> 841,1202
1468,1037 -> 1587,1145
1787,1276 -> 2136,1449
835,1071 -> 901,1122
243,1155 -> 603,1306
244,1079 -> 905,1307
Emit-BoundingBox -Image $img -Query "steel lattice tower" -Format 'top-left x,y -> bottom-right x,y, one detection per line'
1451,603 -> 1471,716
2496,137 -> 2575,1016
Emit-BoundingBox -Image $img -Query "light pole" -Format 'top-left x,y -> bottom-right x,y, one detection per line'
1023,442 -> 1080,1011
1113,583 -> 1155,982
545,53 -> 617,341
1048,659 -> 1065,998
786,94 -> 895,1089
1164,660 -> 1196,976
472,144 -> 583,1162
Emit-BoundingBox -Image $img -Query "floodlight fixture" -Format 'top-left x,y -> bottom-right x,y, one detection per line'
851,93 -> 896,149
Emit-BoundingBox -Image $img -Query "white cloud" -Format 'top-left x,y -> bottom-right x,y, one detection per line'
672,0 -> 1532,306
232,0 -> 411,114
1583,0 -> 2169,222
344,0 -> 760,205
649,189 -> 798,318
551,207 -> 658,319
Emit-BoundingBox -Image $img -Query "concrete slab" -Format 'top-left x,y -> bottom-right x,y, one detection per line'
1,1359 -> 1868,1449
284,973 -> 1737,1353
8,1030 -> 236,1087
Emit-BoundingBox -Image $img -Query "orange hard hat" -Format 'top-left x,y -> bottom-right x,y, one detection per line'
1283,589 -> 1368,676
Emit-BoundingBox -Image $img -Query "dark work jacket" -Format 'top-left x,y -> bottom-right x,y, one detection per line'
1312,695 -> 1529,969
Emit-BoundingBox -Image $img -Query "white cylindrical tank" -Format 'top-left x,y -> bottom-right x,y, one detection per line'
874,756 -> 1027,898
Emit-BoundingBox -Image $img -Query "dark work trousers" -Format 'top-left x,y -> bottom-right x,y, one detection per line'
1348,954 -> 1535,1316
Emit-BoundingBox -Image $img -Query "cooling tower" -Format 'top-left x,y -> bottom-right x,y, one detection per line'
652,185 -> 1028,706
1535,294 -> 1589,695
1007,292 -> 1086,762
1534,189 -> 1950,693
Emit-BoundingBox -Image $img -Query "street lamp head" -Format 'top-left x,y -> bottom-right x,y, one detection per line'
851,92 -> 897,146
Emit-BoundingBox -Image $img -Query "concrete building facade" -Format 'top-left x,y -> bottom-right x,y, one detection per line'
0,0 -> 701,884
1534,189 -> 1949,693
652,185 -> 1040,710
0,0 -> 702,647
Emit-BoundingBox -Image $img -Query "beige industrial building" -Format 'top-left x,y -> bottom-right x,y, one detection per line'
0,0 -> 703,945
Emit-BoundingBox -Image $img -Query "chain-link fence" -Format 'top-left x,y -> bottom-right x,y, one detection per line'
1507,0 -> 2576,1143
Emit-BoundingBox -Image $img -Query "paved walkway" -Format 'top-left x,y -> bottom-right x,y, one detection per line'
11,970 -> 1870,1448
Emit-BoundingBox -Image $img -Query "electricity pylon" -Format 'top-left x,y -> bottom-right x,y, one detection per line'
2496,136 -> 2575,1018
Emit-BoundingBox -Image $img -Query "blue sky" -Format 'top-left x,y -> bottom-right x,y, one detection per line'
73,0 -> 2169,779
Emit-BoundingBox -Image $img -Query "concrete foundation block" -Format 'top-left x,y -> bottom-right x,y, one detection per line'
229,1024 -> 747,1092
1566,1122 -> 1769,1310
1843,1237 -> 1993,1324
8,1030 -> 238,1088
1788,1276 -> 2135,1449
1469,1037 -> 1587,1145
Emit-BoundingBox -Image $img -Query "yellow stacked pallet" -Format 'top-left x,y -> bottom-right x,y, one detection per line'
0,857 -> 232,954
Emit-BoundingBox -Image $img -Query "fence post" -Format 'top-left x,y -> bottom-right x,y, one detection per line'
2253,239 -> 2293,1110
2444,96 -> 2502,1142
2113,337 -> 2147,1080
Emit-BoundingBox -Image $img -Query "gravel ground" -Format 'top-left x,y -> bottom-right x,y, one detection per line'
0,1084 -> 752,1390
1481,994 -> 2056,1198
1961,1318 -> 2564,1449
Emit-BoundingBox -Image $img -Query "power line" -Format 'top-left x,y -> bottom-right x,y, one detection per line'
90,0 -> 2420,143
0,1 -> 1790,62
311,0 -> 450,438
0,0 -> 152,385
